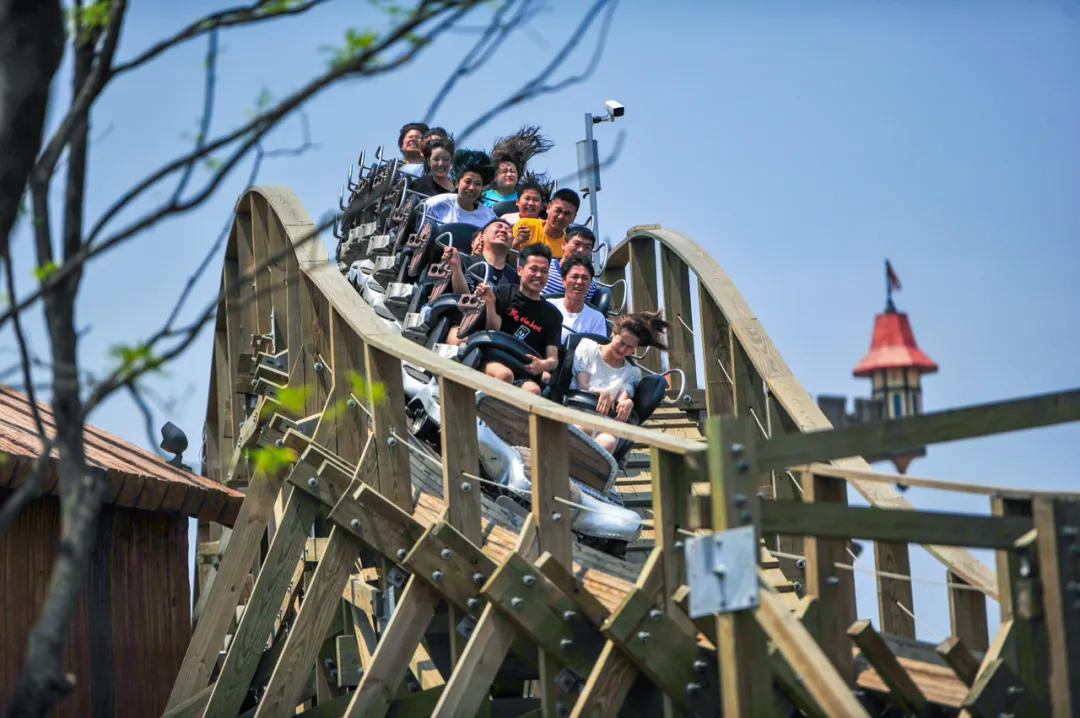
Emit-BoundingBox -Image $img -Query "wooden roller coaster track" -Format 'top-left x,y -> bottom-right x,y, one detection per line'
167,185 -> 1080,717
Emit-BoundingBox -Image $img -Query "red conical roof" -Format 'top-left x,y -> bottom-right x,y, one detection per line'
853,309 -> 938,378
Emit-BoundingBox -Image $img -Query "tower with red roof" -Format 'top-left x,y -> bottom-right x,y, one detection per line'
852,260 -> 938,473
816,260 -> 938,474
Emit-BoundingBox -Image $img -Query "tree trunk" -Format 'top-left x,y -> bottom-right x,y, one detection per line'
0,0 -> 63,250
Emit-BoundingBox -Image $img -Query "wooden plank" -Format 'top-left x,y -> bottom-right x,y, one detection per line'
254,525 -> 362,716
319,307 -> 369,466
757,388 -> 1080,473
659,245 -> 697,389
87,505 -> 115,717
875,542 -> 916,639
627,236 -> 661,373
203,489 -> 321,718
706,416 -> 774,716
802,472 -> 856,683
439,378 -> 482,544
431,516 -> 540,717
343,578 -> 441,718
846,620 -> 927,714
758,500 -> 1033,549
165,463 -> 288,709
571,550 -> 664,718
698,289 -> 735,419
366,345 -> 412,510
960,658 -> 1047,717
754,586 -> 869,718
1033,497 -> 1080,717
947,569 -> 989,653
935,637 -> 981,687
528,415 -> 573,715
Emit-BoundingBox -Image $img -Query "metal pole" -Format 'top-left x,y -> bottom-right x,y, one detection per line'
584,112 -> 600,242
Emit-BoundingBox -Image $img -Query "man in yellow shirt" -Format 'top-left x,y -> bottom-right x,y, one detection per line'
512,188 -> 580,259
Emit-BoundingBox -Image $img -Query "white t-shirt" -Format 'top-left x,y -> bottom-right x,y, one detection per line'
399,162 -> 425,178
423,193 -> 498,228
548,298 -> 607,343
571,338 -> 641,399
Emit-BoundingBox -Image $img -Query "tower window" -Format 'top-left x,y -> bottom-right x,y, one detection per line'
912,393 -> 920,415
893,394 -> 903,418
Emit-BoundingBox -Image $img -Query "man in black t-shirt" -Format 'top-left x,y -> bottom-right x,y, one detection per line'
448,244 -> 561,395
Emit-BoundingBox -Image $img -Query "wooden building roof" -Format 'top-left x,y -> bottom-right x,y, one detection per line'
0,384 -> 242,525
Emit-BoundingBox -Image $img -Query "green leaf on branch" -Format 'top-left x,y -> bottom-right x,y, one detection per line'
203,156 -> 222,171
249,445 -> 297,475
108,343 -> 167,381
33,261 -> 58,283
0,451 -> 8,465
323,27 -> 379,69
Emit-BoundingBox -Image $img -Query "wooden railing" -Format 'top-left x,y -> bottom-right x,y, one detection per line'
174,185 -> 1080,717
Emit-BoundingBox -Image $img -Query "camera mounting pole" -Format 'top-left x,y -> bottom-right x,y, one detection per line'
577,100 -> 624,251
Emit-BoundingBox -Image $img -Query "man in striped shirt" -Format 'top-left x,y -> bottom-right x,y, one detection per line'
541,225 -> 599,303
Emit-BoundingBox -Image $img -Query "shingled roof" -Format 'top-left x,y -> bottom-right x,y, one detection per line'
0,384 -> 243,525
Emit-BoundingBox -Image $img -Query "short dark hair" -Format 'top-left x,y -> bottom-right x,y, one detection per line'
559,254 -> 595,280
519,242 -> 552,267
398,122 -> 429,150
424,126 -> 450,141
550,188 -> 581,211
518,181 -> 546,203
565,225 -> 596,249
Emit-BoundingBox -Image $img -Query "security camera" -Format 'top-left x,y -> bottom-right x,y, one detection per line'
605,100 -> 625,118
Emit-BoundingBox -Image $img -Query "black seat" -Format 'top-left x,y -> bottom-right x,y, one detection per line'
457,330 -> 541,382
491,199 -> 518,217
550,333 -> 667,422
547,332 -> 611,405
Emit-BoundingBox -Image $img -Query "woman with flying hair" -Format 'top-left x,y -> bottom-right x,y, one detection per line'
421,149 -> 498,228
408,135 -> 457,199
481,125 -> 554,208
571,310 -> 670,454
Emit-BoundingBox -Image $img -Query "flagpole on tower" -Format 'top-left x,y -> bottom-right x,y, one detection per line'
885,259 -> 901,313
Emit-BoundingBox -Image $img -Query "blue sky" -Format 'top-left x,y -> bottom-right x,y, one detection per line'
4,0 -> 1078,643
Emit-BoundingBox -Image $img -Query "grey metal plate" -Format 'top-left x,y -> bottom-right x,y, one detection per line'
685,525 -> 759,618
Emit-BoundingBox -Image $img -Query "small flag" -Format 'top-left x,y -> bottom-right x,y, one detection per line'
886,260 -> 902,292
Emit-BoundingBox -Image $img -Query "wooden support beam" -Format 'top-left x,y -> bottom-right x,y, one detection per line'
846,620 -> 927,715
758,499 -> 1033,549
203,488 -> 321,718
756,388 -> 1080,473
697,289 -> 735,418
253,456 -> 368,716
947,569 -> 989,653
754,586 -> 869,718
706,416 -> 775,717
365,345 -> 412,510
960,658 -> 1047,717
935,637 -> 981,687
802,471 -> 857,682
432,516 -> 540,717
1033,497 -> 1080,717
627,236 -> 661,374
165,461 -> 289,709
660,245 -> 697,389
571,550 -> 664,718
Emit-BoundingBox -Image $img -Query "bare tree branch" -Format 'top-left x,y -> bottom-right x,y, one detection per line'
170,28 -> 220,204
0,0 -> 480,334
109,0 -> 333,77
456,0 -> 618,145
30,0 -> 127,200
422,0 -> 536,123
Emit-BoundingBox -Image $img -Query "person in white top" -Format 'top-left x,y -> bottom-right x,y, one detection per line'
548,255 -> 607,343
397,122 -> 428,177
422,149 -> 498,228
571,309 -> 670,454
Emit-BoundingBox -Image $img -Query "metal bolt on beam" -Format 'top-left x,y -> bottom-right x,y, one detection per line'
431,570 -> 443,582
441,548 -> 452,560
397,548 -> 408,560
350,519 -> 361,531
637,631 -> 651,642
511,597 -> 524,609
307,478 -> 319,488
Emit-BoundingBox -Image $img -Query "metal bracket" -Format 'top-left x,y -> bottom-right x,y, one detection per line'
456,613 -> 478,639
387,565 -> 410,589
555,667 -> 583,693
685,525 -> 759,618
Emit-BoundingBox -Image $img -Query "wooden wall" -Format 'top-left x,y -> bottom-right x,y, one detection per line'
0,490 -> 191,717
